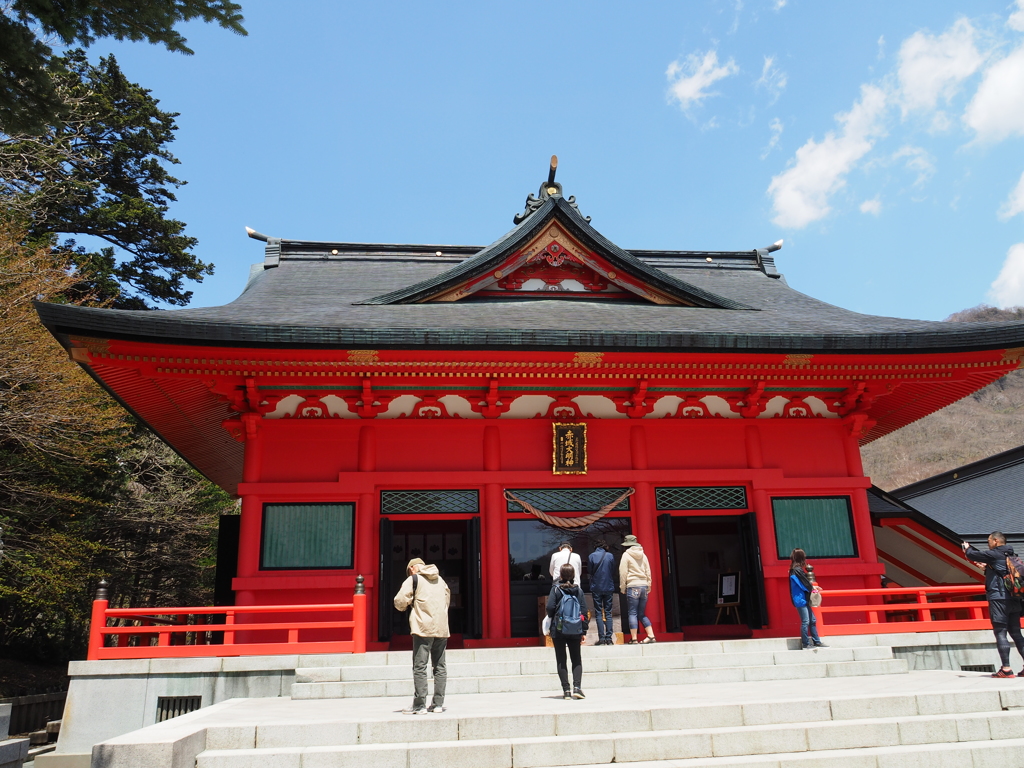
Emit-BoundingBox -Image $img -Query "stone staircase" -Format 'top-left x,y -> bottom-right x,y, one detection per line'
191,683 -> 1024,768
85,637 -> 1024,768
292,636 -> 907,699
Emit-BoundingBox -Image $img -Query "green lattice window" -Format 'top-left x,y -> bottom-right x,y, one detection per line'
381,490 -> 479,515
655,487 -> 747,510
772,497 -> 857,559
261,503 -> 354,570
505,488 -> 631,513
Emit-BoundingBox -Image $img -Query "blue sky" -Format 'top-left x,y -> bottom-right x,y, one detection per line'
88,0 -> 1024,321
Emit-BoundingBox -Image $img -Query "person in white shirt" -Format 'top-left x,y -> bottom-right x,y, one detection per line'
549,542 -> 581,584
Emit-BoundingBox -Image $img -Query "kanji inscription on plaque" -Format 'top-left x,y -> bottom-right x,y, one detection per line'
553,422 -> 587,475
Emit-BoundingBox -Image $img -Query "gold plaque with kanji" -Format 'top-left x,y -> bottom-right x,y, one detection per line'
553,422 -> 587,474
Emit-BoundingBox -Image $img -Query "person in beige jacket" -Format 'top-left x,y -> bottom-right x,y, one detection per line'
394,557 -> 450,714
619,535 -> 656,644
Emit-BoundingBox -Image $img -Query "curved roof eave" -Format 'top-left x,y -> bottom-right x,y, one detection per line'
34,300 -> 1024,355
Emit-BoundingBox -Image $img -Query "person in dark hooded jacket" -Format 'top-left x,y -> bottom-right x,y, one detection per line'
546,563 -> 589,700
963,531 -> 1024,678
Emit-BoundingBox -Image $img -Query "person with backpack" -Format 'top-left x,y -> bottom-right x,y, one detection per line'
588,542 -> 617,645
789,549 -> 827,650
962,532 -> 1024,678
393,557 -> 451,713
546,563 -> 589,699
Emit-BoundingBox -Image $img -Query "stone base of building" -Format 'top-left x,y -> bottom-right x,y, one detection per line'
41,630 -> 1014,768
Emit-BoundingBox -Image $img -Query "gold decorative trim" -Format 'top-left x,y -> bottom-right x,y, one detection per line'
348,350 -> 379,364
784,354 -> 814,367
573,352 -> 604,365
69,335 -> 110,355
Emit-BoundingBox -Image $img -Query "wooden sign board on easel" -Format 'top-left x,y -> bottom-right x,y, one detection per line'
715,571 -> 741,624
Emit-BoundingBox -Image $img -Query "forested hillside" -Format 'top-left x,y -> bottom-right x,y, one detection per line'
861,305 -> 1024,491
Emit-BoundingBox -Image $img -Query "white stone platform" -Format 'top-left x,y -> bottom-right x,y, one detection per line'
37,630 -> 1019,767
94,669 -> 1024,768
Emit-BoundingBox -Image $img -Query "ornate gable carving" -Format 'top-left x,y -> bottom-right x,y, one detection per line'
431,224 -> 683,305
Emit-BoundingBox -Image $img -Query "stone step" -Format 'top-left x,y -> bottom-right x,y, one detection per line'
194,710 -> 1024,768
524,738 -> 1024,768
206,688 -> 1016,750
292,636 -> 843,669
296,646 -> 895,683
292,657 -> 908,699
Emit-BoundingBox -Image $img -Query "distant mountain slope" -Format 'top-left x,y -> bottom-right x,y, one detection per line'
861,305 -> 1024,491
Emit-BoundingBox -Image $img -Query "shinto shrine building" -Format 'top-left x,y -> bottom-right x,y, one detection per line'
36,164 -> 1024,648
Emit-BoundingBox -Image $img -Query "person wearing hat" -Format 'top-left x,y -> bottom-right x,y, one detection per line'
394,557 -> 451,714
549,541 -> 581,585
619,535 -> 656,644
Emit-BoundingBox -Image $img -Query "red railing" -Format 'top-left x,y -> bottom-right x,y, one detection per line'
87,584 -> 367,660
816,585 -> 988,635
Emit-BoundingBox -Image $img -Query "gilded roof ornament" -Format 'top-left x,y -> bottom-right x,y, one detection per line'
514,155 -> 591,225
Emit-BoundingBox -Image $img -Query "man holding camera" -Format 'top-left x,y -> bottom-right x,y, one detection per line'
962,532 -> 1024,678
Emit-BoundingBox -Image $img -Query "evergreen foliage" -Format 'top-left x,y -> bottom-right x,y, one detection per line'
0,225 -> 236,662
0,0 -> 245,136
1,51 -> 212,308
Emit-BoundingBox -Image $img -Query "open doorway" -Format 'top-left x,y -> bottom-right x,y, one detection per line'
659,514 -> 766,640
378,518 -> 481,645
508,517 -> 632,638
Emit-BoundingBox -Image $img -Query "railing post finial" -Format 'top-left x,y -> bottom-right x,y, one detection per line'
355,574 -> 365,595
95,578 -> 109,601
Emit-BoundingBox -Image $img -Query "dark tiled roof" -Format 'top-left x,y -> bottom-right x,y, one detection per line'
892,446 -> 1024,536
360,197 -> 751,309
34,192 -> 1024,352
866,486 -> 964,545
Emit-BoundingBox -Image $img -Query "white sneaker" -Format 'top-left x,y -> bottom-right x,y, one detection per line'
427,704 -> 447,713
402,706 -> 428,715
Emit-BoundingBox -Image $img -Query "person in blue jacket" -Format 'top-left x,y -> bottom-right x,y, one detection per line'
588,542 -> 617,645
790,549 -> 827,649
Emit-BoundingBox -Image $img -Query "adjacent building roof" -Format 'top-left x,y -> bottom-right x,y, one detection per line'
35,177 -> 1024,355
892,445 -> 1024,542
867,486 -> 984,586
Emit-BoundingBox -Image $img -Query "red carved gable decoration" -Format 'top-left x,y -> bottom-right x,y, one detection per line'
430,225 -> 682,305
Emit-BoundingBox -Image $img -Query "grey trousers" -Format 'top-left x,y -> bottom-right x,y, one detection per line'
412,634 -> 447,707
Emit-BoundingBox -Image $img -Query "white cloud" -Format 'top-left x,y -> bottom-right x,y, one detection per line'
999,170 -> 1024,220
988,243 -> 1024,307
773,0 -> 787,10
964,44 -> 1024,142
877,35 -> 886,60
897,18 -> 984,117
666,50 -> 739,111
756,56 -> 787,104
1010,0 -> 1024,32
761,117 -> 784,159
860,198 -> 882,215
892,145 -> 936,186
767,85 -> 889,229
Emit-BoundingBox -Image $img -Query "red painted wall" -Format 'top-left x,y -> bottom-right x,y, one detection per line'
232,415 -> 882,645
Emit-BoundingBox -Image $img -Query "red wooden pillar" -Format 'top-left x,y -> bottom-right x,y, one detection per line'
357,426 -> 378,644
843,430 -> 880,586
753,488 -> 783,632
236,413 -> 263,605
482,426 -> 510,638
629,426 -> 663,628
